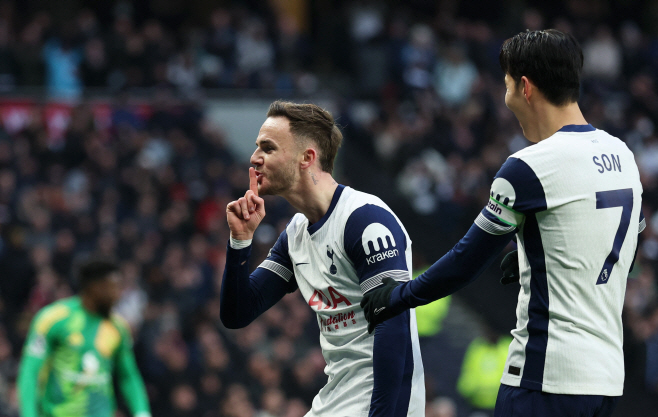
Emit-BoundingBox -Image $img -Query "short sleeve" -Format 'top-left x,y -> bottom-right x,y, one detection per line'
475,157 -> 547,236
24,304 -> 70,359
344,204 -> 409,294
256,229 -> 297,292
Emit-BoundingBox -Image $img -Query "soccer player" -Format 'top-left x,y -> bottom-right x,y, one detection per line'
18,259 -> 151,417
361,30 -> 644,417
220,101 -> 425,416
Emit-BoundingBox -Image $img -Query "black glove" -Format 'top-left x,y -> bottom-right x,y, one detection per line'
360,277 -> 403,334
500,250 -> 519,285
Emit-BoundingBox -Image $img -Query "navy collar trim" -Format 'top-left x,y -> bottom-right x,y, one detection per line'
307,185 -> 345,235
558,124 -> 596,132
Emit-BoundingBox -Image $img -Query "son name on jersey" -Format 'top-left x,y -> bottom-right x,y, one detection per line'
593,153 -> 621,173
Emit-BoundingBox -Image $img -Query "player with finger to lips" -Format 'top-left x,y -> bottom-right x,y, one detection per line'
221,101 -> 425,417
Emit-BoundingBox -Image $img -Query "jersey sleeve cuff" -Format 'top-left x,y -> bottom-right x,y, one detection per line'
257,260 -> 294,282
361,270 -> 410,294
230,237 -> 252,249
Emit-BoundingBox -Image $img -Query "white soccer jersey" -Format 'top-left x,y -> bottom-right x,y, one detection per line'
476,124 -> 644,395
258,186 -> 425,417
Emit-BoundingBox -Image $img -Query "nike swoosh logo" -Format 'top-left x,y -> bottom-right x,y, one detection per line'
295,262 -> 309,266
374,307 -> 386,315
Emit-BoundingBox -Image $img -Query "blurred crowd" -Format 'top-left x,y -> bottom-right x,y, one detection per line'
0,0 -> 317,98
0,1 -> 657,417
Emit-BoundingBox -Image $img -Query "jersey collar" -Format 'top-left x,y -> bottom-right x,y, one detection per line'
307,184 -> 345,235
558,124 -> 596,132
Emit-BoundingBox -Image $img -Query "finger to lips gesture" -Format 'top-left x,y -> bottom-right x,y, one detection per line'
226,168 -> 266,239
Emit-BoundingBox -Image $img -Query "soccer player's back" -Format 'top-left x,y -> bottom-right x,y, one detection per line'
361,30 -> 643,417
497,124 -> 642,395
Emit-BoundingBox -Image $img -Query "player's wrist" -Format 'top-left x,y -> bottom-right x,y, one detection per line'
230,235 -> 253,249
389,283 -> 410,313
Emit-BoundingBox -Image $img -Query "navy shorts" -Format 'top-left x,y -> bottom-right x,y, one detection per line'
494,384 -> 620,417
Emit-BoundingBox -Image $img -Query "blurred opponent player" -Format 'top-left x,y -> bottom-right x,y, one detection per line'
361,30 -> 644,417
18,259 -> 151,417
220,101 -> 424,416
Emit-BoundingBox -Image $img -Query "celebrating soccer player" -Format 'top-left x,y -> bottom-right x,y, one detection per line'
361,30 -> 644,417
220,101 -> 425,416
17,259 -> 151,417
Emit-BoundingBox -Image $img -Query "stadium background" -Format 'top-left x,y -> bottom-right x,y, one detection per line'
0,0 -> 657,416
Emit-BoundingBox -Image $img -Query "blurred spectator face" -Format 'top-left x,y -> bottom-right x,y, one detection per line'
113,15 -> 133,38
143,19 -> 164,43
20,21 -> 43,45
222,384 -> 255,417
523,9 -> 544,31
171,383 -> 198,414
284,398 -> 308,417
0,168 -> 16,195
250,117 -> 300,196
77,9 -> 99,37
30,208 -> 52,233
36,268 -> 58,292
97,232 -> 117,257
429,397 -> 456,417
211,9 -> 231,29
31,245 -> 51,268
85,38 -> 106,67
261,388 -> 285,415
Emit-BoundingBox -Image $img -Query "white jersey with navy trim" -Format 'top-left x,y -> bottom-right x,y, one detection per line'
477,125 -> 643,395
259,185 -> 425,417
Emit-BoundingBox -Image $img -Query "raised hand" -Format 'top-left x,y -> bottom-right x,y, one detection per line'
226,168 -> 266,240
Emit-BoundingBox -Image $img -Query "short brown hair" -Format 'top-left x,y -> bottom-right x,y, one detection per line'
267,100 -> 343,174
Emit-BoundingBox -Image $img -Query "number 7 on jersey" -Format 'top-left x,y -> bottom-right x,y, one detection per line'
595,188 -> 633,285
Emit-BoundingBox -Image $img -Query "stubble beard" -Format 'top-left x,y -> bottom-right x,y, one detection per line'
259,163 -> 297,196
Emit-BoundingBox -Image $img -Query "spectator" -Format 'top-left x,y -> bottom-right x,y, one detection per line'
434,43 -> 479,107
42,26 -> 83,99
457,330 -> 512,415
235,18 -> 275,88
80,38 -> 109,87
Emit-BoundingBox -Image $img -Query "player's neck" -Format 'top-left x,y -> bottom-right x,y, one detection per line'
283,169 -> 339,224
527,101 -> 587,143
80,294 -> 100,316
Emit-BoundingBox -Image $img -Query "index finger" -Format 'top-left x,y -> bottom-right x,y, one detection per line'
249,167 -> 258,196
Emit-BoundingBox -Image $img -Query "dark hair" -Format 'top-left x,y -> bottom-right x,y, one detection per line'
78,259 -> 119,290
499,29 -> 583,106
267,101 -> 343,174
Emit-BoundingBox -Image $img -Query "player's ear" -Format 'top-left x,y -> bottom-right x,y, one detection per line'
300,147 -> 317,170
521,76 -> 532,104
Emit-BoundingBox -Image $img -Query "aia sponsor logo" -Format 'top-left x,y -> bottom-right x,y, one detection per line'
308,286 -> 352,310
